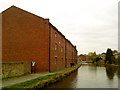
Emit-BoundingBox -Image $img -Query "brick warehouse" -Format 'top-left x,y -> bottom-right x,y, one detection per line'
2,6 -> 78,72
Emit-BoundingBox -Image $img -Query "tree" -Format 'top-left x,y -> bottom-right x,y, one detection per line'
86,52 -> 97,61
112,50 -> 118,54
92,56 -> 102,65
105,48 -> 114,64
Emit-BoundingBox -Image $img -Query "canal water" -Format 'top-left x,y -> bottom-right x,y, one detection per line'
47,64 -> 119,88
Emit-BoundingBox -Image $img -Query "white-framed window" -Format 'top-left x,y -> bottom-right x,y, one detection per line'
55,43 -> 57,50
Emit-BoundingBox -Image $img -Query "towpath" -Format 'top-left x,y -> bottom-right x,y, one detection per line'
1,63 -> 81,88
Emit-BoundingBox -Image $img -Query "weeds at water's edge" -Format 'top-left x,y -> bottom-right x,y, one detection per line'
2,64 -> 81,89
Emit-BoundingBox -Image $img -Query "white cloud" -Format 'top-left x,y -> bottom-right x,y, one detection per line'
0,0 -> 119,54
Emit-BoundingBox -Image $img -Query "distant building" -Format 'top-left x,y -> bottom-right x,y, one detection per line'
100,53 -> 106,60
2,6 -> 77,72
79,54 -> 86,61
114,52 -> 120,59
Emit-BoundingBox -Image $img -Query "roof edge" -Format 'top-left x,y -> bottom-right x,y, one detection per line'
49,23 -> 65,38
1,5 -> 48,20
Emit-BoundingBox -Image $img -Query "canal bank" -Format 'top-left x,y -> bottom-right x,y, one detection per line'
2,63 -> 82,89
47,64 -> 119,88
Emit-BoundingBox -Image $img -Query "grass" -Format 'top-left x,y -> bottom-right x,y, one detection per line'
1,74 -> 29,81
2,64 -> 81,89
2,73 -> 59,88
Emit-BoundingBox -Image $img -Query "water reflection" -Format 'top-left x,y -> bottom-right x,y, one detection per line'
47,70 -> 78,88
106,65 -> 118,79
117,66 -> 120,78
45,65 -> 118,88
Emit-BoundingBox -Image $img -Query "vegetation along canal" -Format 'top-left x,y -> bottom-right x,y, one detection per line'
46,64 -> 119,88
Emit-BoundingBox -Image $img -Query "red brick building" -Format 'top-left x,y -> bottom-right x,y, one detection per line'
79,54 -> 86,61
2,6 -> 77,72
65,39 -> 77,67
49,23 -> 66,71
65,39 -> 72,67
72,46 -> 77,65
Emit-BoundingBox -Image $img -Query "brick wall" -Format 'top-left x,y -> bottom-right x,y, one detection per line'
2,6 -> 49,72
73,46 -> 77,64
2,6 -> 78,72
1,62 -> 31,78
79,54 -> 86,61
65,39 -> 73,67
49,24 -> 66,71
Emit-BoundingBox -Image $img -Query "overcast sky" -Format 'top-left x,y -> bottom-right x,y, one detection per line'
0,0 -> 119,54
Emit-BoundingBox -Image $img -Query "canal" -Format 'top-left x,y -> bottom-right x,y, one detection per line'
46,64 -> 119,88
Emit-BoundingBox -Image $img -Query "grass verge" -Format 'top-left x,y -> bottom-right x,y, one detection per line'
1,74 -> 29,81
2,64 -> 81,89
2,73 -> 59,89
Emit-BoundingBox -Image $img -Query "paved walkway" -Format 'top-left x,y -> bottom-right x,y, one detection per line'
1,64 -> 81,88
1,73 -> 54,88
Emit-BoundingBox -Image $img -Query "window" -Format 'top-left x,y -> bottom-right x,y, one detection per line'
55,56 -> 57,64
55,32 -> 57,38
55,43 -> 57,50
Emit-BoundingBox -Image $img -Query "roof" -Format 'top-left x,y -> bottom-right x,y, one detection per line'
2,6 -> 77,51
49,23 -> 65,38
2,5 -> 47,20
49,23 -> 76,49
66,38 -> 74,46
79,54 -> 86,56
